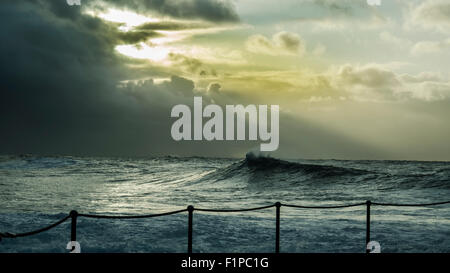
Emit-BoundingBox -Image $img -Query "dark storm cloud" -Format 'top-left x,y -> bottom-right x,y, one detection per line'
116,30 -> 161,44
0,1 -> 157,155
0,0 -> 127,155
0,0 -> 391,159
0,0 -> 248,157
96,0 -> 240,22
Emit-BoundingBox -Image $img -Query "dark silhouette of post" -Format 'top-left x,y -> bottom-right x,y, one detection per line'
275,202 -> 281,253
365,201 -> 371,253
70,210 -> 78,251
187,205 -> 194,253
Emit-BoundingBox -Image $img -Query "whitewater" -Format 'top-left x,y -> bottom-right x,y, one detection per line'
0,154 -> 449,253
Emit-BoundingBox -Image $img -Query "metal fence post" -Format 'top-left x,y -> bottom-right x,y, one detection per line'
365,200 -> 371,253
70,210 -> 78,249
275,202 -> 281,253
187,205 -> 194,253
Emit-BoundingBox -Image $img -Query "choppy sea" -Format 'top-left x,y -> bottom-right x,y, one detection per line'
0,154 -> 449,253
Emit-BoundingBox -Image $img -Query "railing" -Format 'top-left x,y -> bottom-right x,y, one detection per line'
1,200 -> 449,253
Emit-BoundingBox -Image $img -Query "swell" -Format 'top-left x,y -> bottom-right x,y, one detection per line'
201,154 -> 372,184
200,155 -> 450,190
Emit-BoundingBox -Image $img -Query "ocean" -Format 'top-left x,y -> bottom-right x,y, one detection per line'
0,154 -> 449,253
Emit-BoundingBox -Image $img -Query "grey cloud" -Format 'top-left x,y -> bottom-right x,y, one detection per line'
273,31 -> 303,54
246,31 -> 305,56
288,0 -> 386,28
313,0 -> 354,15
164,75 -> 196,97
338,65 -> 400,89
96,0 -> 240,22
245,35 -> 274,53
207,83 -> 221,93
2,0 -> 446,160
333,64 -> 450,102
168,53 -> 205,74
117,30 -> 161,44
400,72 -> 443,83
0,0 -> 249,157
408,0 -> 450,33
413,0 -> 450,25
0,0 -> 387,159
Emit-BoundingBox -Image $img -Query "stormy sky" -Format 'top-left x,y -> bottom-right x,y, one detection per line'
1,0 -> 449,160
